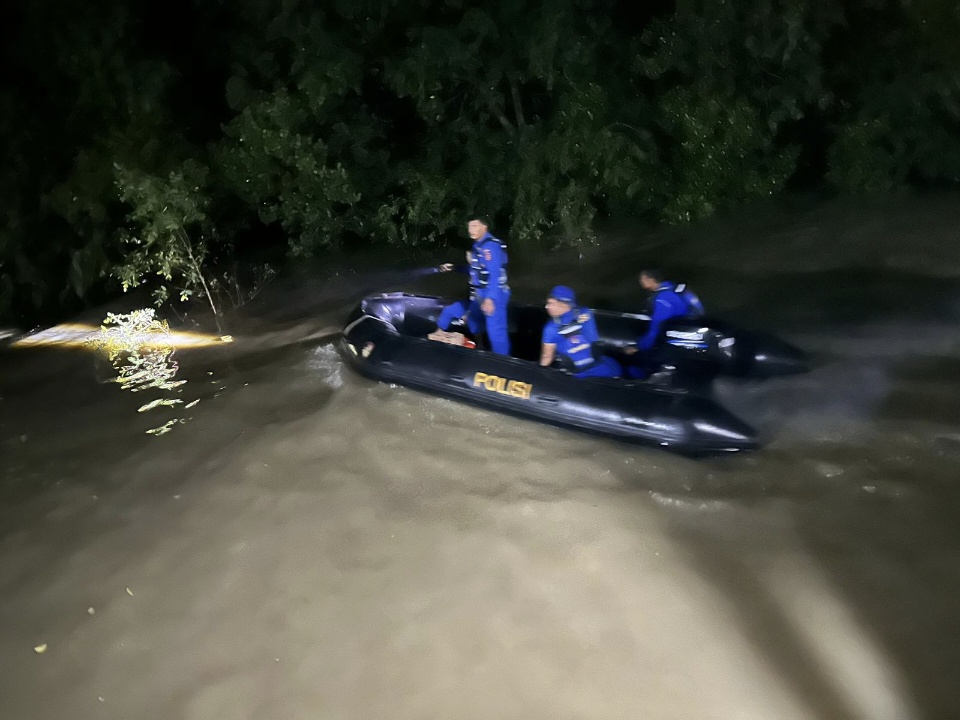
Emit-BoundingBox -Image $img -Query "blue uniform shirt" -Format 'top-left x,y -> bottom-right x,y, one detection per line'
638,281 -> 695,351
470,233 -> 509,301
543,307 -> 601,370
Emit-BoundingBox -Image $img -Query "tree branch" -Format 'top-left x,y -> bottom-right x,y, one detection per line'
509,77 -> 526,129
487,99 -> 516,135
178,228 -> 221,332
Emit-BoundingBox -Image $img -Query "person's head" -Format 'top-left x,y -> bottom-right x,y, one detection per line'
639,268 -> 664,291
467,216 -> 490,240
545,285 -> 576,317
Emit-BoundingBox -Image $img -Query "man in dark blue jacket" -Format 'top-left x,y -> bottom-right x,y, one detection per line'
540,285 -> 621,378
437,217 -> 511,355
623,268 -> 703,377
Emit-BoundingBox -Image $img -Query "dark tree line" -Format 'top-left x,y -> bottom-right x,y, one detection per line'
1,0 -> 958,325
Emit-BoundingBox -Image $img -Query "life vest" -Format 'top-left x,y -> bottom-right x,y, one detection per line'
555,309 -> 599,372
466,255 -> 481,300
648,281 -> 704,319
674,282 -> 705,318
469,235 -> 509,294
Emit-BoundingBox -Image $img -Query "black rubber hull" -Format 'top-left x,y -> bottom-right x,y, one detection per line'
359,293 -> 810,382
339,311 -> 759,455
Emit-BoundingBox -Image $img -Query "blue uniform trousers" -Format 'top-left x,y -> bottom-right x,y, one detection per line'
438,300 -> 484,336
438,291 -> 511,356
483,290 -> 511,356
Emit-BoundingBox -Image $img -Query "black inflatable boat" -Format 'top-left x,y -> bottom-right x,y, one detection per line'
336,293 -> 809,454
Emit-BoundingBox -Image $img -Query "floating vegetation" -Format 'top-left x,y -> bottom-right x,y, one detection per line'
145,420 -> 182,436
86,309 -> 201,435
137,398 -> 183,413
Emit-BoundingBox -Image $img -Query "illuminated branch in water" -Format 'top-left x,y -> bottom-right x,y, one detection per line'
85,309 -> 197,435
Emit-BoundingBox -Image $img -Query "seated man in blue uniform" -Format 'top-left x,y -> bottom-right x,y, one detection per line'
540,285 -> 621,378
623,268 -> 704,378
436,217 -> 511,356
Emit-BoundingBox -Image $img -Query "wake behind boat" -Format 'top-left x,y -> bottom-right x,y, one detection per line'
336,293 -> 806,454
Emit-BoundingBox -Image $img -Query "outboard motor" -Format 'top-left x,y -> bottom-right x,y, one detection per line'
656,322 -> 732,381
658,317 -> 809,379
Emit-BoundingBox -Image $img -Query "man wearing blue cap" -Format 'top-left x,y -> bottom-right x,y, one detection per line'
540,286 -> 621,378
436,217 -> 511,355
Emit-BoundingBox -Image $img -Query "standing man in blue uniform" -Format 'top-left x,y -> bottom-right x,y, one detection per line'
540,286 -> 621,378
437,217 -> 511,356
623,268 -> 703,377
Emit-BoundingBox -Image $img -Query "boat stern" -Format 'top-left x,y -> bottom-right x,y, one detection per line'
680,396 -> 760,453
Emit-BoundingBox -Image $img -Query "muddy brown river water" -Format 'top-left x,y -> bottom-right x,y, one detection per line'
2,194 -> 959,719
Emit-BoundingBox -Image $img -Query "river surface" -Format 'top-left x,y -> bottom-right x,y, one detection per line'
1,194 -> 959,720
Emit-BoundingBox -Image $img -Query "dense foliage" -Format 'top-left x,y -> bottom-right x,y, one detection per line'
1,0 -> 958,325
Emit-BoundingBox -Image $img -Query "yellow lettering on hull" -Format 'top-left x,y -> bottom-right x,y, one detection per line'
472,372 -> 532,400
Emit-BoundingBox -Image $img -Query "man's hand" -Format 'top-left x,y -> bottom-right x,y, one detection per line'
481,298 -> 494,316
438,263 -> 453,272
623,345 -> 639,356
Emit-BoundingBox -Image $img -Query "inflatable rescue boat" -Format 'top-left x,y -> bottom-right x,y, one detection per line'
337,293 -> 809,454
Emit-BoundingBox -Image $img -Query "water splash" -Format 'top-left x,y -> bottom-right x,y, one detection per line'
306,344 -> 345,389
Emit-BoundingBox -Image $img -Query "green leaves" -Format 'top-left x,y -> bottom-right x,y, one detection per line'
2,0 -> 960,327
827,115 -> 900,194
636,0 -> 838,222
657,88 -> 799,223
218,89 -> 361,256
112,161 -> 220,322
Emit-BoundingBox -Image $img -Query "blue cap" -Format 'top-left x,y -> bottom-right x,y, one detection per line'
548,285 -> 576,304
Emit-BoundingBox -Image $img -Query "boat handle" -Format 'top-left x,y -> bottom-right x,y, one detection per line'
535,395 -> 559,404
449,375 -> 468,382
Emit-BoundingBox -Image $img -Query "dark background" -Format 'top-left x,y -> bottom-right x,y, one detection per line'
1,0 -> 958,327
